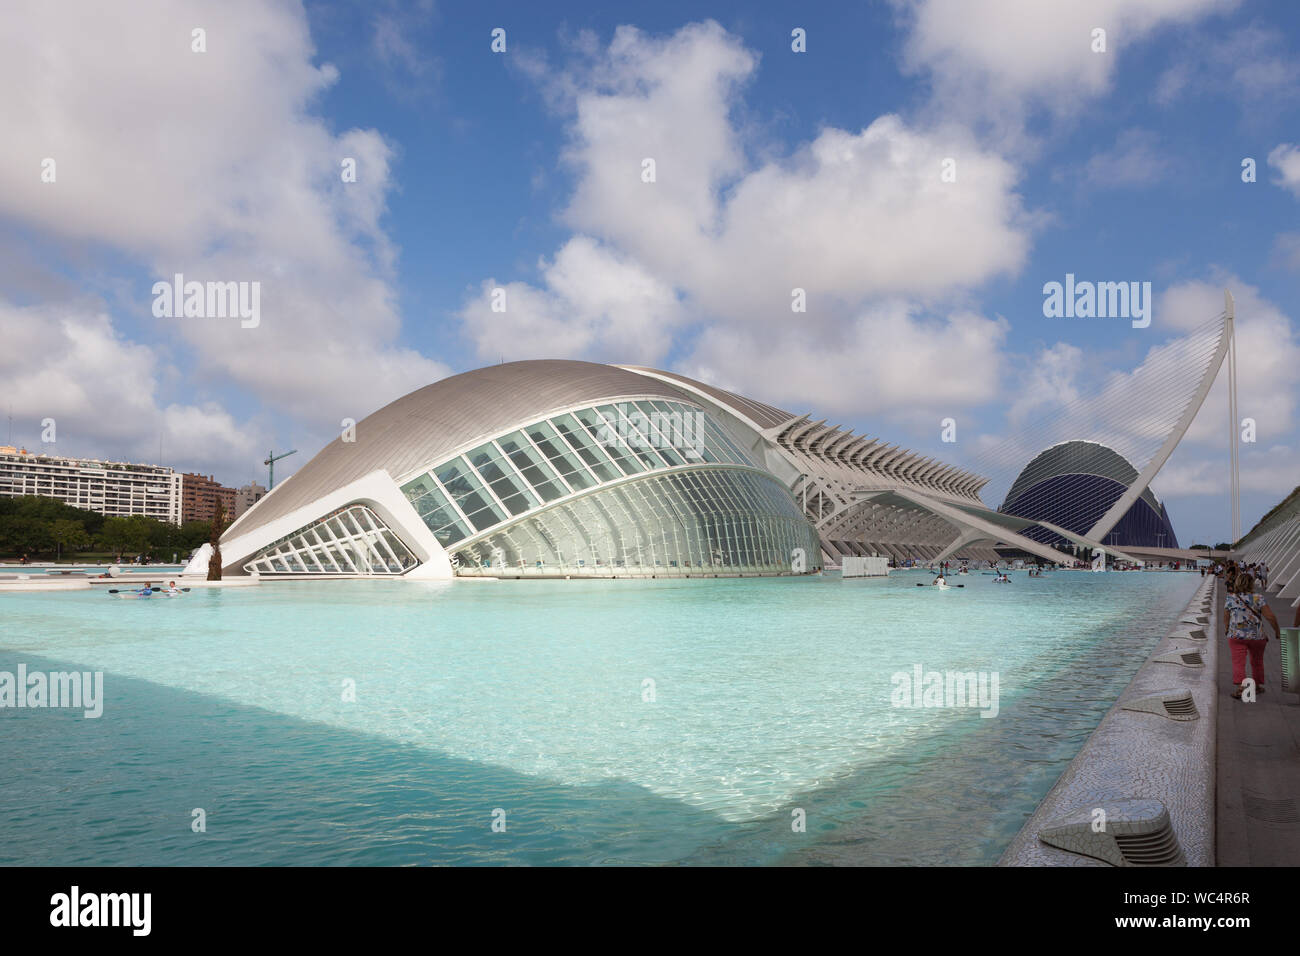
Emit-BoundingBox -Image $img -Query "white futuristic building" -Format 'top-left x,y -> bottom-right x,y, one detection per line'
201,361 -> 827,579
998,440 -> 1180,550
199,299 -> 1233,581
196,360 -> 1091,579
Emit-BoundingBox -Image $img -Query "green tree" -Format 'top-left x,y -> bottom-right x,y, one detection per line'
0,516 -> 55,557
50,519 -> 91,559
99,516 -> 151,559
179,520 -> 212,551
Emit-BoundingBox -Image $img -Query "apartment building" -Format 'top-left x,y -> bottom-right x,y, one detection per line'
0,446 -> 183,523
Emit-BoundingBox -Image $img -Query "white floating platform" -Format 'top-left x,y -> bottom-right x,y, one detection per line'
842,555 -> 890,578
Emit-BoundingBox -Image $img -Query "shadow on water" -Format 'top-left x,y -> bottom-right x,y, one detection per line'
0,651 -> 740,866
1,573 -> 1196,866
684,593 -> 1183,866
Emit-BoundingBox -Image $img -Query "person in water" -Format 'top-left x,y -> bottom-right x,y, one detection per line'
164,580 -> 180,594
934,573 -> 946,587
137,581 -> 153,596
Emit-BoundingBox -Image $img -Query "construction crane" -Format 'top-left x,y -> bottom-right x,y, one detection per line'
263,448 -> 297,489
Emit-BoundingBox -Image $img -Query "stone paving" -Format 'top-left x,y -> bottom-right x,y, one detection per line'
1215,586 -> 1300,866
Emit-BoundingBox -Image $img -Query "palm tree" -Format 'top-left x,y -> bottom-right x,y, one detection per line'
207,501 -> 226,581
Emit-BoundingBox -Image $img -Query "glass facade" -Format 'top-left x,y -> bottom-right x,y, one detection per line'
451,467 -> 819,576
243,504 -> 418,575
398,400 -> 754,547
396,399 -> 815,576
240,399 -> 817,578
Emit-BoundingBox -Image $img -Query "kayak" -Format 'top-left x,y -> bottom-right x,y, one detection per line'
115,590 -> 183,599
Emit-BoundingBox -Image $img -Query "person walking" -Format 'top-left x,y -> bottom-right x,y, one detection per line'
1224,569 -> 1279,699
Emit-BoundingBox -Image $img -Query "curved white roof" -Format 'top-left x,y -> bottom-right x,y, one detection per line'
227,360 -> 691,539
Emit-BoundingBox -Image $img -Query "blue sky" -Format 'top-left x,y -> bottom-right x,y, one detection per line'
2,0 -> 1299,546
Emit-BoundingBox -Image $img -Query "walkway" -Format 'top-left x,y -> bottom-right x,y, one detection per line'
1215,586 -> 1300,865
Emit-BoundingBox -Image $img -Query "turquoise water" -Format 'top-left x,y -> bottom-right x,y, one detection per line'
0,569 -> 1197,865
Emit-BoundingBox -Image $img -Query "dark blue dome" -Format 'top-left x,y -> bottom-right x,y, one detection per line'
1000,441 -> 1178,549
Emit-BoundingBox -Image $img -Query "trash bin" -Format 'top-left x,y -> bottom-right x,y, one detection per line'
1280,627 -> 1300,695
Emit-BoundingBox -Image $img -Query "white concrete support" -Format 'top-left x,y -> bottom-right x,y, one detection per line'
1262,521 -> 1300,571
1262,523 -> 1300,588
933,527 -> 993,563
1087,296 -> 1233,543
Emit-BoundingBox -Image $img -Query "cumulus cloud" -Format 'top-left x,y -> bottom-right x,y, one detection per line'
0,299 -> 265,474
1268,144 -> 1300,198
1159,277 -> 1300,449
1004,342 -> 1085,427
0,0 -> 449,444
894,0 -> 1238,139
460,237 -> 685,362
686,306 -> 1011,420
459,22 -> 1032,418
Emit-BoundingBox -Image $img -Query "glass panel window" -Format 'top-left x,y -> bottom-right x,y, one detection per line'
409,482 -> 471,545
588,406 -> 665,472
436,458 -> 506,529
524,421 -> 596,490
556,411 -> 629,481
466,442 -> 538,515
638,401 -> 700,465
497,432 -> 568,502
400,474 -> 438,500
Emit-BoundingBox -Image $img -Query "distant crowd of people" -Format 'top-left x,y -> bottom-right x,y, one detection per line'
1207,559 -> 1269,590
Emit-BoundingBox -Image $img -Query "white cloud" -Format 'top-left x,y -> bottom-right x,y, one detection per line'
558,21 -> 755,273
1005,342 -> 1085,427
686,305 -> 1011,420
1153,62 -> 1192,105
461,22 -> 1031,416
1273,233 -> 1300,271
370,0 -> 441,97
460,238 -> 685,363
1268,144 -> 1300,198
1160,277 -> 1300,449
0,299 -> 265,474
0,0 -> 449,435
894,0 -> 1238,138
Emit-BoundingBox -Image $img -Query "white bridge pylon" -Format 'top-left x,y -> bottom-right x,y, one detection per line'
1084,291 -> 1234,543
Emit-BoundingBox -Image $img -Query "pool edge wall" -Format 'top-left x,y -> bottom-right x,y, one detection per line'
998,575 -> 1218,867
